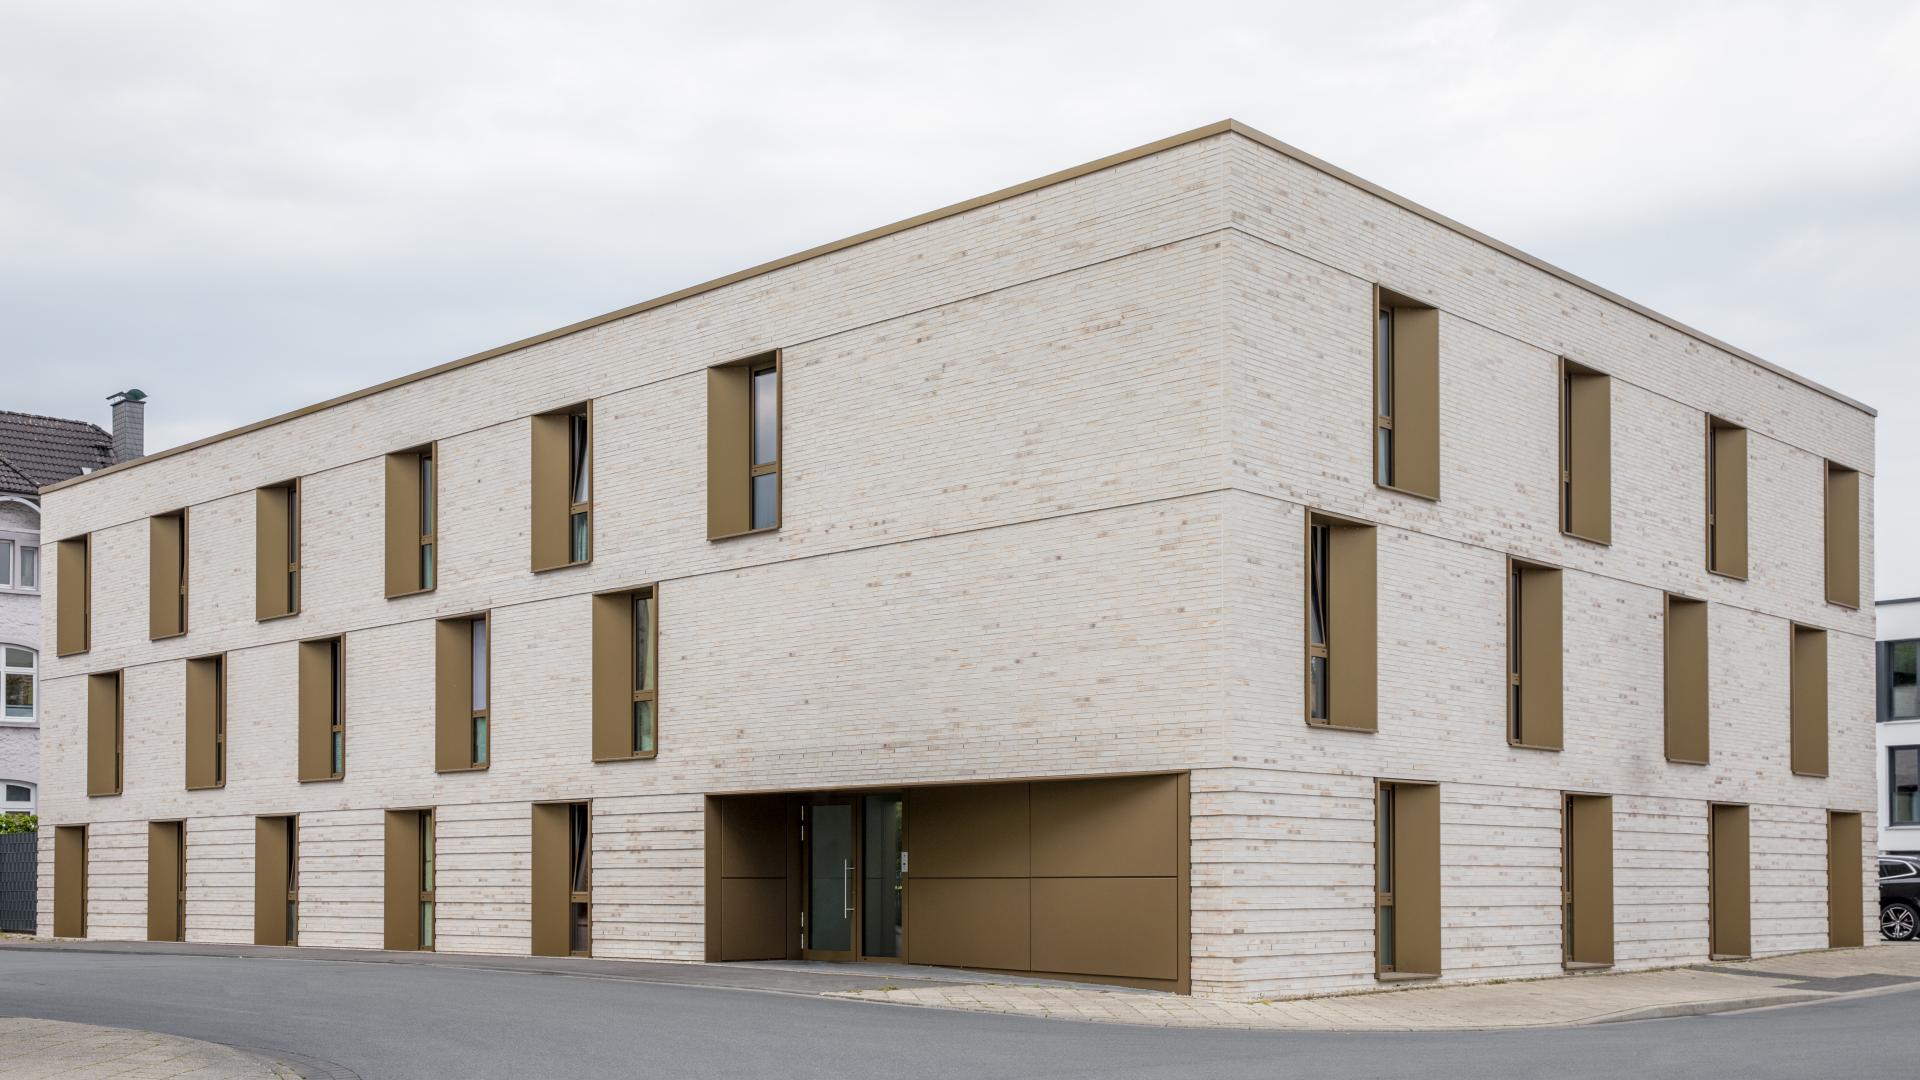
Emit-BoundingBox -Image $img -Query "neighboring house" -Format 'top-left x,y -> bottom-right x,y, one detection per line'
1876,597 -> 1920,853
33,122 -> 1876,1000
0,396 -> 141,819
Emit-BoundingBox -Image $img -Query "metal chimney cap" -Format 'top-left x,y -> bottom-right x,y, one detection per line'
107,388 -> 147,403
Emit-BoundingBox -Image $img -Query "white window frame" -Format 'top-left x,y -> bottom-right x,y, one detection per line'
0,496 -> 41,593
0,779 -> 33,814
2,643 -> 35,725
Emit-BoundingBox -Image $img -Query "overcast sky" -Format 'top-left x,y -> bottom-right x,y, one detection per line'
3,2 -> 1915,597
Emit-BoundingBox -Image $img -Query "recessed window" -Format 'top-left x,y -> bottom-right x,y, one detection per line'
1305,513 -> 1377,731
531,405 -> 592,571
2,646 -> 34,722
0,538 -> 36,591
2,782 -> 32,813
593,587 -> 658,760
1790,624 -> 1828,778
298,637 -> 344,781
88,671 -> 122,797
18,544 -> 36,590
708,351 -> 783,539
1887,641 -> 1919,721
1825,461 -> 1859,608
186,654 -> 226,790
150,509 -> 188,639
1508,560 -> 1564,750
56,534 -> 90,655
1559,359 -> 1612,544
1706,417 -> 1747,578
1372,288 -> 1439,500
435,615 -> 490,772
255,481 -> 301,620
384,445 -> 437,597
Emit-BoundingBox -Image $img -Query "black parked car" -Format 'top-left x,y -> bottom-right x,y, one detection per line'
1881,856 -> 1920,940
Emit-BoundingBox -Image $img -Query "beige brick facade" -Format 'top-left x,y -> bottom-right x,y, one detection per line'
35,124 -> 1875,999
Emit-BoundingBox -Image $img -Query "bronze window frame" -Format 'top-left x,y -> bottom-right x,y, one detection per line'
707,350 -> 784,540
1823,460 -> 1860,609
1506,557 -> 1564,751
1705,416 -> 1748,580
1558,358 -> 1612,545
55,533 -> 91,656
1370,287 -> 1440,501
592,585 -> 660,762
297,635 -> 345,782
383,443 -> 439,598
86,670 -> 123,798
1304,510 -> 1377,732
531,404 -> 593,572
255,479 -> 302,621
1662,594 -> 1710,765
185,653 -> 228,790
149,508 -> 190,640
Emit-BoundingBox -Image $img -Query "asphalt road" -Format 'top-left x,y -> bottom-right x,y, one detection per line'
0,947 -> 1912,1080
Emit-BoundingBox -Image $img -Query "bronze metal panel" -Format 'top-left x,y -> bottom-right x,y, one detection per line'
529,412 -> 573,571
184,656 -> 223,789
384,810 -> 423,950
908,783 -> 1029,879
1030,877 -> 1178,980
254,485 -> 294,619
1791,625 -> 1829,777
1030,775 -> 1178,878
1392,782 -> 1442,976
1391,305 -> 1441,499
297,638 -> 339,781
1566,794 -> 1613,966
530,802 -> 572,957
434,619 -> 472,773
1825,465 -> 1860,608
86,672 -> 120,797
254,816 -> 290,946
720,796 -> 790,878
149,511 -> 185,639
56,535 -> 88,656
707,365 -> 752,539
1664,595 -> 1710,764
384,452 -> 423,597
591,592 -> 633,761
1710,803 -> 1751,958
1566,366 -> 1612,544
1515,564 -> 1564,749
719,878 -> 789,961
906,877 -> 1031,971
1828,811 -> 1863,948
1327,520 -> 1377,730
54,825 -> 86,938
147,821 -> 183,942
1710,424 -> 1748,578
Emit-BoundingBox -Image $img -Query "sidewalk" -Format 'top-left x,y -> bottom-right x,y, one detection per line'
0,1017 -> 307,1079
828,946 -> 1920,1031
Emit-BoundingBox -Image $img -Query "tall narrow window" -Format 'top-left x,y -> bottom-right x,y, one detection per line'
1791,623 -> 1828,778
149,509 -> 189,639
254,815 -> 297,946
531,405 -> 591,571
384,808 -> 436,951
708,351 -> 783,539
1890,746 -> 1920,825
532,801 -> 591,956
1706,417 -> 1748,578
1664,595 -> 1710,764
593,587 -> 658,760
255,480 -> 301,620
56,534 -> 90,655
18,543 -> 37,589
1563,793 -> 1614,968
87,671 -> 122,797
436,614 -> 491,772
185,654 -> 226,790
1824,461 -> 1860,608
1559,359 -> 1612,544
1888,641 -> 1920,721
384,445 -> 437,597
1372,288 -> 1440,499
1507,560 -> 1564,750
1376,780 -> 1440,978
297,636 -> 344,781
3,646 -> 35,722
1305,513 -> 1377,731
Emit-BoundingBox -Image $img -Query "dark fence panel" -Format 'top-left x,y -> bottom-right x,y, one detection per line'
0,831 -> 37,933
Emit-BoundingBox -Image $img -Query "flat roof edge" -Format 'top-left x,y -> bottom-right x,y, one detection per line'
43,117 -> 1871,495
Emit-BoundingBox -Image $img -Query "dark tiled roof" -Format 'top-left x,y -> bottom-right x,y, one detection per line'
0,410 -> 112,498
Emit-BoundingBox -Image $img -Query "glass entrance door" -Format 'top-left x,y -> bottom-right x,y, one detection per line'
862,795 -> 904,959
803,800 -> 856,960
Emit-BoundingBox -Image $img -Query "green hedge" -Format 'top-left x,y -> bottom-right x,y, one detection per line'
0,812 -> 37,834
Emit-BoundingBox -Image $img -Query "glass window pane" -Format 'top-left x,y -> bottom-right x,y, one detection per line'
332,732 -> 344,776
420,543 -> 434,591
3,647 -> 29,668
632,700 -> 655,754
1376,310 -> 1393,416
570,511 -> 589,563
751,368 -> 778,466
1375,428 -> 1393,487
861,795 -> 904,958
473,716 -> 488,766
421,820 -> 435,890
3,784 -> 27,802
4,673 -> 30,718
0,540 -> 10,585
751,473 -> 778,531
18,546 -> 36,588
1309,656 -> 1327,720
570,415 -> 590,503
419,455 -> 435,533
570,808 -> 590,893
1308,525 -> 1329,646
1895,748 -> 1920,825
470,619 -> 488,711
420,902 -> 434,949
1893,642 -> 1919,719
633,597 -> 652,693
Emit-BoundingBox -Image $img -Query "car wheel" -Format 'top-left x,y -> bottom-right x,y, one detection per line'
1882,901 -> 1918,941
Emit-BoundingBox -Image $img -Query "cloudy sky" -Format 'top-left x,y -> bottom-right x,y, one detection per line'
4,2 -> 1915,596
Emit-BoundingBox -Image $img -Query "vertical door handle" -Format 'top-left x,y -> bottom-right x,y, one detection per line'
842,859 -> 854,918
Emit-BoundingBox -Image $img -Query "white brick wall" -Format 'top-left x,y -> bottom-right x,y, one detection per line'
33,129 -> 1876,1000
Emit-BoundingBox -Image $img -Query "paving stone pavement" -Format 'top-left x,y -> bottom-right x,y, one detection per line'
827,945 -> 1920,1031
0,1017 -> 307,1079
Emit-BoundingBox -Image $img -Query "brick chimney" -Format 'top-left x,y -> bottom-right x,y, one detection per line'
108,389 -> 147,464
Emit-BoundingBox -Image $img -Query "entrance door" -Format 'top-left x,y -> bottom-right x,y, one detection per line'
803,799 -> 857,960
